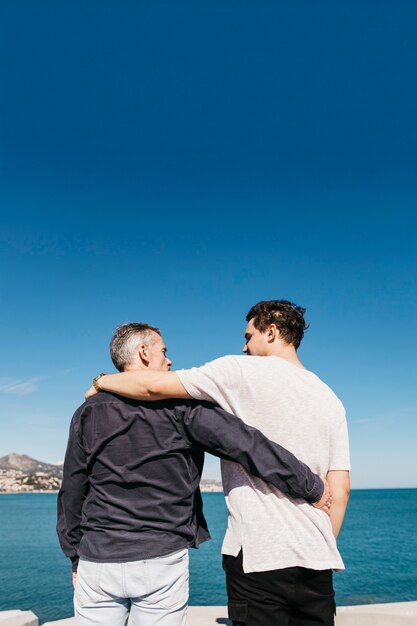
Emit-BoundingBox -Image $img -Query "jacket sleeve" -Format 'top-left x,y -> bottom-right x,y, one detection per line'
56,406 -> 90,571
181,403 -> 323,503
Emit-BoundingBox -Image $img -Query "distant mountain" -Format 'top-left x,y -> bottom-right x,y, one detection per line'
0,454 -> 222,494
0,453 -> 63,477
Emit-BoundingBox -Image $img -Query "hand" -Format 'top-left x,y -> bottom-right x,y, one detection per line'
85,385 -> 98,400
312,477 -> 332,516
72,571 -> 77,588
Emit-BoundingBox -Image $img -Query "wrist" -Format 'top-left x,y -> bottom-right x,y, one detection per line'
310,475 -> 324,503
92,373 -> 107,392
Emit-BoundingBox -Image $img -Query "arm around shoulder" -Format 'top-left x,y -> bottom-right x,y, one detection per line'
88,370 -> 191,400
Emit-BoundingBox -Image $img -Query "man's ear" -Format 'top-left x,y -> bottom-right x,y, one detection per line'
138,343 -> 150,366
266,324 -> 278,343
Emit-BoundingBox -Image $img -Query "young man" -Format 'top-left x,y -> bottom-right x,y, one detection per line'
59,322 -> 330,626
86,301 -> 350,626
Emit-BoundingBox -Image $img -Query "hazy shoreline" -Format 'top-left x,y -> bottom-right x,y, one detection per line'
2,487 -> 417,495
0,490 -> 60,495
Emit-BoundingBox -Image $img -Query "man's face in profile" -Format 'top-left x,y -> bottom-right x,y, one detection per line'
147,333 -> 172,371
242,318 -> 270,356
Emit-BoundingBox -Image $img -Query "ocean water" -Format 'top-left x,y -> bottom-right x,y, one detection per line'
0,490 -> 416,624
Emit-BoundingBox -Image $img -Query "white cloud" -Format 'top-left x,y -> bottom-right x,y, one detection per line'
0,377 -> 40,396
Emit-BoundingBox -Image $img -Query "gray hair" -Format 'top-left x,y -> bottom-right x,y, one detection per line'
110,322 -> 161,371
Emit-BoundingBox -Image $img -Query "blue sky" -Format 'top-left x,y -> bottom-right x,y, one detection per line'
1,0 -> 416,488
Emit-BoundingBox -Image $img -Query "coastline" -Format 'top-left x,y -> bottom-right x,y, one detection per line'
0,490 -> 60,495
2,487 -> 417,495
0,479 -> 224,495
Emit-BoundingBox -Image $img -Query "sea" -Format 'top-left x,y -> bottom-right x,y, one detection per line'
0,489 -> 416,624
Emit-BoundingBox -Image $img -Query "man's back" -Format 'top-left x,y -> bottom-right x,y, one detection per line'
57,393 -> 209,566
178,355 -> 350,573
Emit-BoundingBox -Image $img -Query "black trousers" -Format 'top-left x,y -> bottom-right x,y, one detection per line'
223,551 -> 336,626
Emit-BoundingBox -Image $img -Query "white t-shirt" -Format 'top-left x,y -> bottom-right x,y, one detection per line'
177,355 -> 350,573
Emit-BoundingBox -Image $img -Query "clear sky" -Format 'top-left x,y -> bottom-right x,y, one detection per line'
1,0 -> 416,488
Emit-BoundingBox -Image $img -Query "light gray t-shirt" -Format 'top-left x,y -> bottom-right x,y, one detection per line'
177,355 -> 350,573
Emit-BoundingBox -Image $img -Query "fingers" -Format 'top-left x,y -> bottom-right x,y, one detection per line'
324,494 -> 332,508
84,386 -> 97,400
312,487 -> 332,514
315,498 -> 331,516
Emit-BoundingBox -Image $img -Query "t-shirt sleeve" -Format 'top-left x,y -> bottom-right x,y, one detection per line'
328,410 -> 351,471
176,356 -> 242,406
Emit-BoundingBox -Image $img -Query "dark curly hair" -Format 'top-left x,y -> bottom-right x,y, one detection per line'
246,300 -> 309,349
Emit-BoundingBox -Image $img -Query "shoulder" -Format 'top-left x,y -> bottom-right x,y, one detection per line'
200,354 -> 244,368
177,355 -> 244,386
85,391 -> 156,410
312,375 -> 345,414
72,392 -> 139,422
179,354 -> 244,374
84,393 -> 204,415
306,373 -> 346,421
85,391 -> 128,406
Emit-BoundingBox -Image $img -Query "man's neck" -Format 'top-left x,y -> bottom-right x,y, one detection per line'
123,364 -> 146,372
268,344 -> 305,369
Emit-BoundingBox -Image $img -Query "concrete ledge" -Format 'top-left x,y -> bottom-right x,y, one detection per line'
0,611 -> 38,626
336,602 -> 417,625
41,602 -> 417,625
186,603 -> 417,625
187,606 -> 230,625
